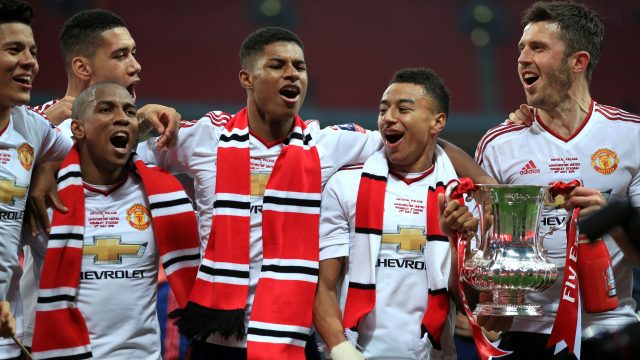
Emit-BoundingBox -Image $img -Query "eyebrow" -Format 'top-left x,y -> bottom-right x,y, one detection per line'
109,46 -> 134,56
380,98 -> 417,105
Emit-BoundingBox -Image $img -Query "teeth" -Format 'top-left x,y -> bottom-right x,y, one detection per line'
14,76 -> 30,83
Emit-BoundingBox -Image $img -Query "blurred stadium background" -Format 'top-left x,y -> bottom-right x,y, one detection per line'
27,0 -> 640,154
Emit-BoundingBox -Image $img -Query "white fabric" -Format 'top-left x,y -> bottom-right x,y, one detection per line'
21,117 -> 73,346
81,176 -> 161,359
476,101 -> 640,336
137,111 -> 382,348
330,341 -> 365,360
319,146 -> 457,359
0,106 -> 71,358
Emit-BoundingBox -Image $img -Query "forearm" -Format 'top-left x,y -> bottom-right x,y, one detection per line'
313,286 -> 347,350
438,138 -> 497,184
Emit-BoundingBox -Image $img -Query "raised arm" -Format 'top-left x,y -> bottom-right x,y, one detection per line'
437,138 -> 497,184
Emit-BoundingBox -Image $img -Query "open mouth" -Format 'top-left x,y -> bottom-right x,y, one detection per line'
384,131 -> 404,145
279,85 -> 300,101
522,73 -> 539,86
126,82 -> 138,99
110,131 -> 130,150
13,75 -> 32,86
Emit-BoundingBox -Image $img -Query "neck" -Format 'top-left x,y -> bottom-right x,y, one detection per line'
66,77 -> 87,98
388,142 -> 436,174
246,100 -> 294,142
537,81 -> 592,138
79,148 -> 129,186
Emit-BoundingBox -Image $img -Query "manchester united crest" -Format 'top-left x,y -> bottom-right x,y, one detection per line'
591,148 -> 619,175
126,203 -> 151,230
17,143 -> 34,171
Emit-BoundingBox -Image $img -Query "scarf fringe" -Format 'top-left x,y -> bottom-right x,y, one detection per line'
170,301 -> 246,341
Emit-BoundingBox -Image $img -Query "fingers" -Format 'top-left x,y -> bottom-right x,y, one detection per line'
507,104 -> 535,126
564,187 -> 606,216
0,301 -> 15,338
477,315 -> 513,332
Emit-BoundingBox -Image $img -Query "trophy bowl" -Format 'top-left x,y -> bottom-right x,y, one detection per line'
462,184 -> 559,316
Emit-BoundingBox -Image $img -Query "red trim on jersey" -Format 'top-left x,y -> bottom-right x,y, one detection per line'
204,111 -> 231,126
475,124 -> 527,166
536,100 -> 594,142
595,103 -> 640,124
249,128 -> 289,148
82,177 -> 128,196
390,163 -> 435,185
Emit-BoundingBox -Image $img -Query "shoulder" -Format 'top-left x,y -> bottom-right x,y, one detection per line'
29,99 -> 59,114
592,102 -> 640,127
325,164 -> 363,190
475,122 -> 528,162
12,106 -> 56,130
179,110 -> 232,130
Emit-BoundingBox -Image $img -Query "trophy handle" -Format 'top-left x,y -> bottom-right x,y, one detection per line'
539,214 -> 570,251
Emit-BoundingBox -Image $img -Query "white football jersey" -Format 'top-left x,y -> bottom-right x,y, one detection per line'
0,106 -> 71,358
136,111 -> 382,348
320,146 -> 458,359
475,101 -> 640,335
78,175 -> 160,359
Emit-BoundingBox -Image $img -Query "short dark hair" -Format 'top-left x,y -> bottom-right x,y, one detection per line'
239,26 -> 303,69
72,81 -> 132,121
0,0 -> 32,26
60,9 -> 126,71
389,67 -> 450,117
522,1 -> 604,82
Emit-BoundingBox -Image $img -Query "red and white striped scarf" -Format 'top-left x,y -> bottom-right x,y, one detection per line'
172,108 -> 321,359
342,150 -> 452,351
32,144 -> 200,360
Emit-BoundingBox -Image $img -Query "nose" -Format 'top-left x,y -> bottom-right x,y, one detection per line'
129,55 -> 142,75
283,63 -> 300,81
113,107 -> 132,126
19,49 -> 37,68
518,47 -> 532,66
379,108 -> 398,128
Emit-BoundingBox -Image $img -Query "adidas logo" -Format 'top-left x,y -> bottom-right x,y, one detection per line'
520,160 -> 541,175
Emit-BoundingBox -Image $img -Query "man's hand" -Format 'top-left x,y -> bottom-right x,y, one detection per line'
438,193 -> 479,241
0,301 -> 15,338
25,161 -> 66,236
137,104 -> 181,150
43,96 -> 74,125
507,104 -> 534,126
564,186 -> 606,217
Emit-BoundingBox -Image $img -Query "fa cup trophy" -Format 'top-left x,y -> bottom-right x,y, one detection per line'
461,185 -> 559,316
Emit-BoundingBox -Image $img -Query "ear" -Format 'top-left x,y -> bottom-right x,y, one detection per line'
71,119 -> 85,140
239,69 -> 253,90
431,113 -> 447,134
571,51 -> 590,76
71,56 -> 92,82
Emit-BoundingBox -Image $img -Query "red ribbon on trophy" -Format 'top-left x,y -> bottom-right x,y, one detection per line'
448,178 -> 511,360
546,180 -> 582,358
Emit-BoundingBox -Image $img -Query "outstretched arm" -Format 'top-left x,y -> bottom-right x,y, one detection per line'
437,139 -> 497,184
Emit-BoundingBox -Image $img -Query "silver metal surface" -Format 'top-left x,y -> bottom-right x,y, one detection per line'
461,184 -> 559,316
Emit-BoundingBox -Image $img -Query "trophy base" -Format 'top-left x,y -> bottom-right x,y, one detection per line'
473,303 -> 544,317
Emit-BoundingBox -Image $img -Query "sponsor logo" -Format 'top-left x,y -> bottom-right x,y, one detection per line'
80,269 -> 145,280
126,203 -> 151,230
377,258 -> 426,269
251,173 -> 270,196
0,178 -> 28,205
83,236 -> 147,264
520,160 -> 541,175
17,143 -> 34,171
591,148 -> 619,175
250,205 -> 263,214
381,226 -> 427,253
0,211 -> 24,220
329,123 -> 366,133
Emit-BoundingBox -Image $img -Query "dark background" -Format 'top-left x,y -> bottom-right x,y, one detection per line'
26,0 -> 640,153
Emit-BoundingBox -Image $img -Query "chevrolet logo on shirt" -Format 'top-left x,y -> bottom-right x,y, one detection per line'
0,178 -> 28,205
83,236 -> 147,264
251,173 -> 270,196
381,226 -> 427,253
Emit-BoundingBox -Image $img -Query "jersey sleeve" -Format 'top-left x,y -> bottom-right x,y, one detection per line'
319,172 -> 353,261
33,112 -> 72,164
316,124 -> 382,184
136,115 -> 222,177
475,141 -> 503,183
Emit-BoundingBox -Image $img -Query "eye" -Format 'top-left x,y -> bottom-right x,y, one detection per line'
379,107 -> 388,115
99,105 -> 112,113
398,107 -> 411,113
125,108 -> 137,117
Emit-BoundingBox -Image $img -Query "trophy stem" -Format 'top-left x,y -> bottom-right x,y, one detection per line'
473,289 -> 544,317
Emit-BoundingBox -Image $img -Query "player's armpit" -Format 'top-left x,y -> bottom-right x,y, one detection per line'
437,138 -> 497,184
